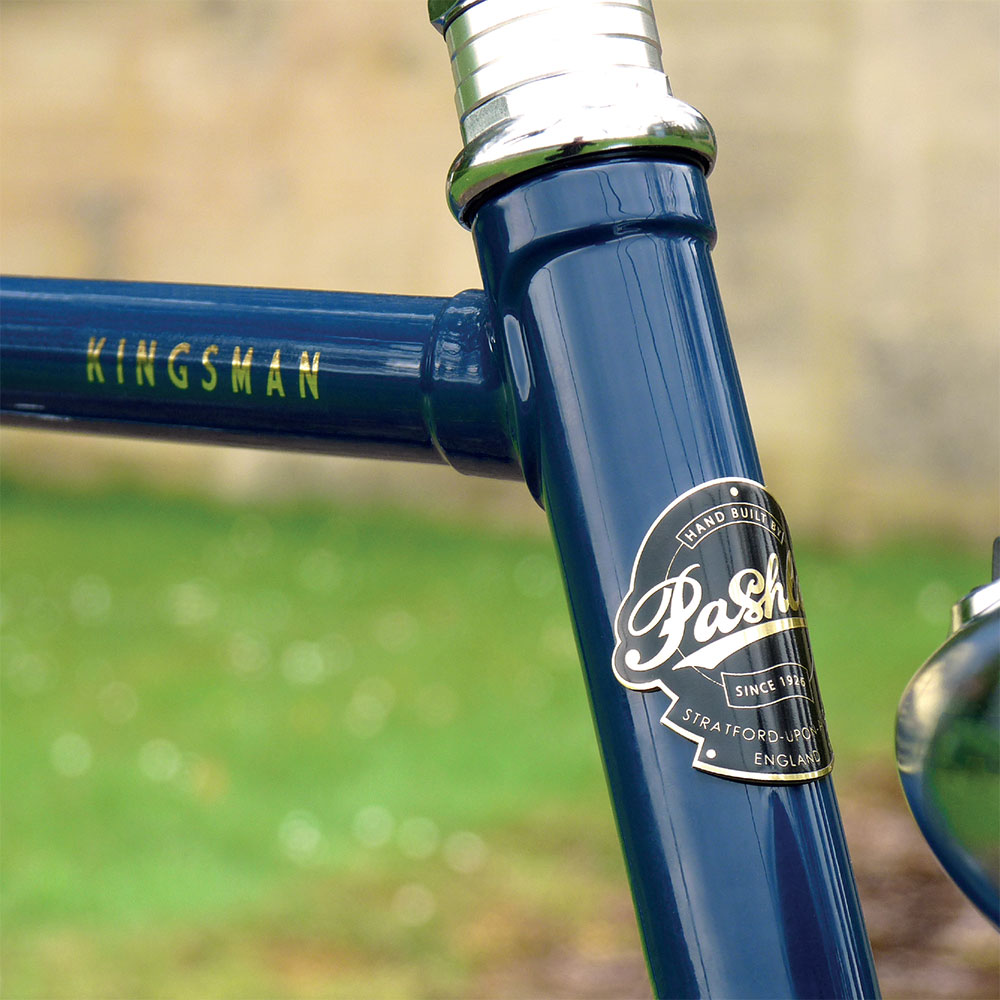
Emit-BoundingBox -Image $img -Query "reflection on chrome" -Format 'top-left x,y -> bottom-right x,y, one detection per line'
896,559 -> 1000,928
429,0 -> 717,222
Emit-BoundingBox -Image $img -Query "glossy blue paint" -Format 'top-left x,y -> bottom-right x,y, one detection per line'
0,277 -> 516,478
897,604 -> 1000,928
470,157 -> 880,998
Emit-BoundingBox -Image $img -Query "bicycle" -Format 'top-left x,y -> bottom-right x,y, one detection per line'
2,2 -> 997,997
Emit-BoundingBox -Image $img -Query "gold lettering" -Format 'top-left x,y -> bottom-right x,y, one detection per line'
201,345 -> 218,391
168,343 -> 191,390
86,337 -> 106,383
116,338 -> 126,384
299,350 -> 320,400
231,345 -> 253,394
136,340 -> 157,386
266,348 -> 285,397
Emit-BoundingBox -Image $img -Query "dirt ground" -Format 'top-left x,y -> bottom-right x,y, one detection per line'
842,779 -> 999,1000
470,777 -> 999,1000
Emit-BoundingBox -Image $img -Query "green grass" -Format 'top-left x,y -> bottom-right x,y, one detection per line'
0,478 -> 986,997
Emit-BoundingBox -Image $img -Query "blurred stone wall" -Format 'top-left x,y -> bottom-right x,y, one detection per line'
2,0 -> 997,540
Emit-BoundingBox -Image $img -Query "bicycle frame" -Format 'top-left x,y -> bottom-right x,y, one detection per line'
1,278 -> 514,477
1,2 -> 881,996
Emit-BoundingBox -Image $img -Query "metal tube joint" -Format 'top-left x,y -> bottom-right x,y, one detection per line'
428,0 -> 717,224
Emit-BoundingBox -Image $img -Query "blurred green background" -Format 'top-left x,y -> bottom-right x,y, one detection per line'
1,478 -> 994,998
1,1 -> 998,998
